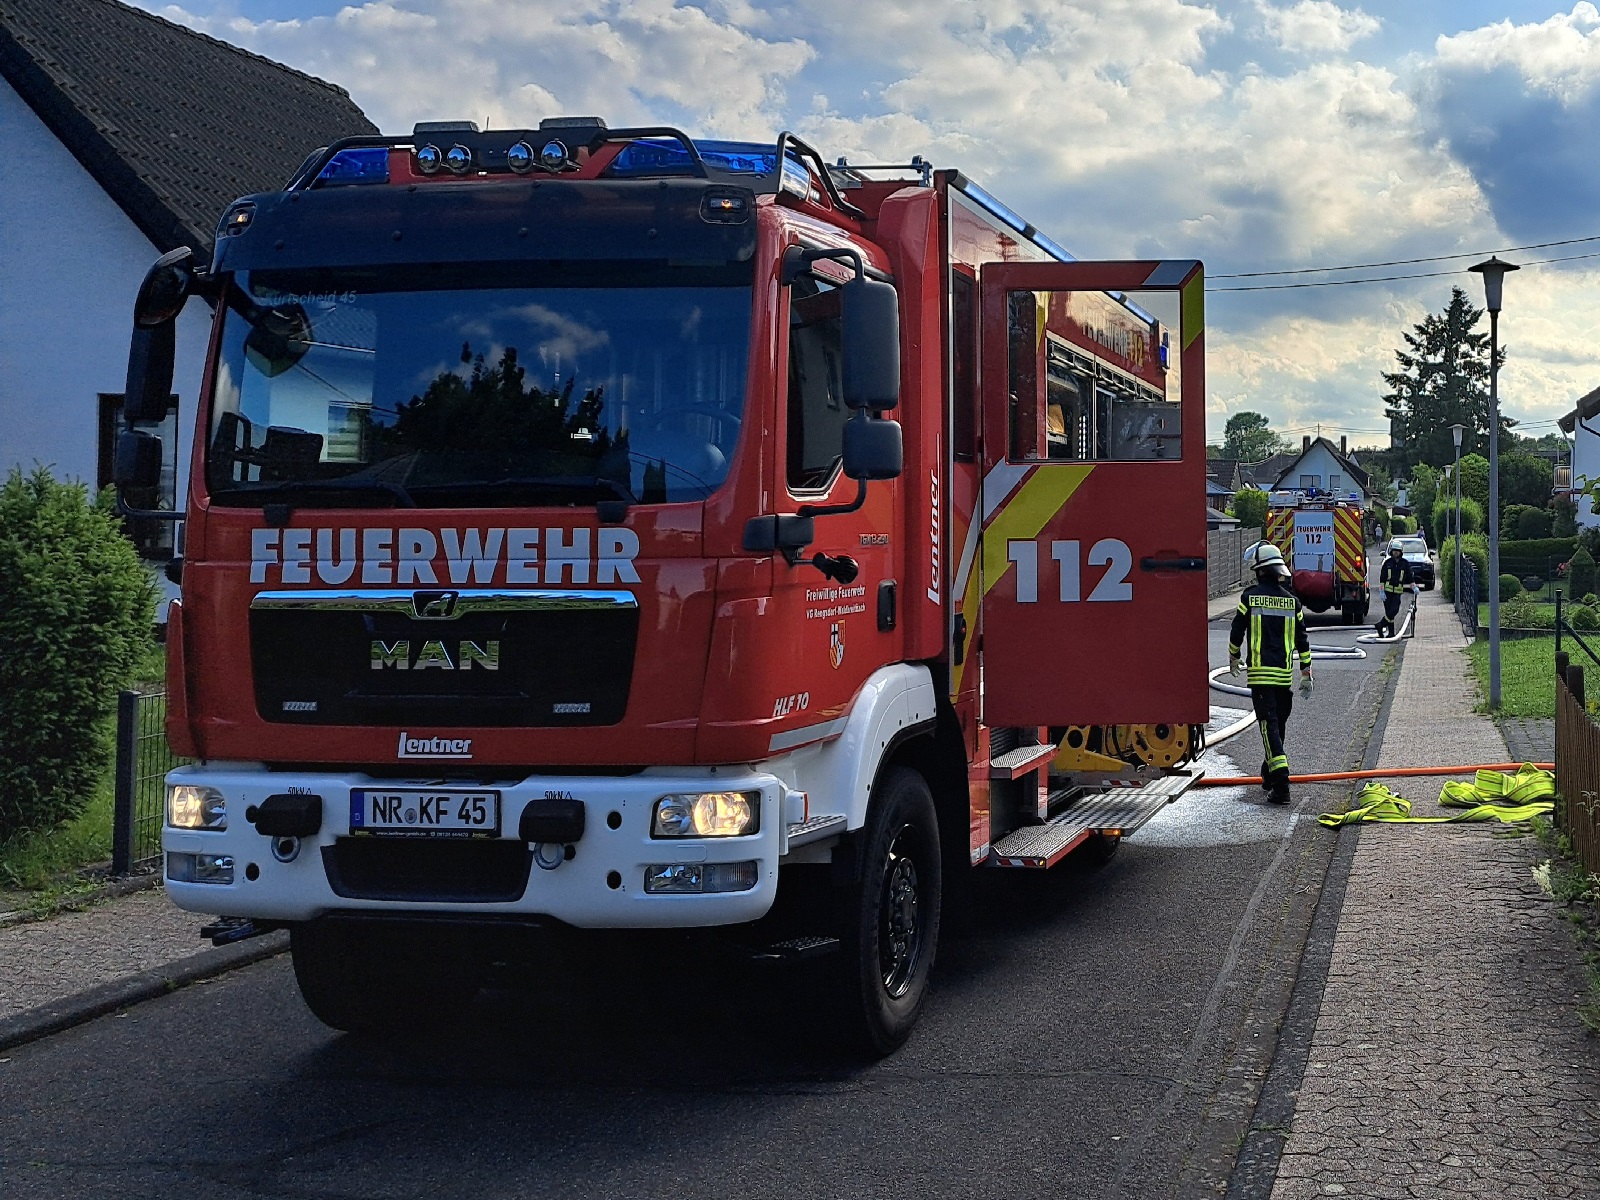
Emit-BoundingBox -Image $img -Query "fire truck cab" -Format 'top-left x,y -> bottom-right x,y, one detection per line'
116,118 -> 1209,1054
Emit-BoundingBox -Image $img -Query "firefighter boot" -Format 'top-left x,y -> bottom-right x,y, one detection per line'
1260,761 -> 1272,794
1267,766 -> 1291,806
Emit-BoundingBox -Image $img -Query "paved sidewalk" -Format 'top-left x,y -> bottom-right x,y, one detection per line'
1269,587 -> 1600,1199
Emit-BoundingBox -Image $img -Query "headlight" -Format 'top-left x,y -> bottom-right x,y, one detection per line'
168,785 -> 227,830
651,791 -> 759,838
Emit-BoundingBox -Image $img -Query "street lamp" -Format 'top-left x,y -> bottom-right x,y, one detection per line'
1469,255 -> 1520,710
1451,422 -> 1465,615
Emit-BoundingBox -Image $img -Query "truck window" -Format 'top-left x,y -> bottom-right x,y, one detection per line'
951,271 -> 976,463
206,263 -> 753,507
1005,287 -> 1181,462
786,276 -> 846,491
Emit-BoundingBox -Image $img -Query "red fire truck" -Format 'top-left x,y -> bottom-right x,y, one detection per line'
115,118 -> 1209,1054
1263,495 -> 1370,623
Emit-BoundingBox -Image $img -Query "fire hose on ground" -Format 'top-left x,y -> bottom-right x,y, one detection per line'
1205,593 -> 1418,745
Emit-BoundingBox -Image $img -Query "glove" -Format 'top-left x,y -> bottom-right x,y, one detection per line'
1228,653 -> 1241,678
1299,672 -> 1313,699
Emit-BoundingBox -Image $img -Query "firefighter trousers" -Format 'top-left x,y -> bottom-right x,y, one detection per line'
1375,591 -> 1403,638
1251,685 -> 1294,803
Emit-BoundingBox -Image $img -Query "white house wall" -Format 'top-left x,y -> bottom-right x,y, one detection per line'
1275,443 -> 1367,504
0,75 -> 210,503
1572,418 -> 1600,529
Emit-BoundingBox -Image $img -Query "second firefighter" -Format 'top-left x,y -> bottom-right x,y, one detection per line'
1229,544 -> 1312,805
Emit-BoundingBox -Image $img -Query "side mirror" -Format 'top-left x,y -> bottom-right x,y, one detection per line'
841,277 -> 900,410
742,513 -> 816,554
113,429 -> 163,490
124,322 -> 176,424
134,247 -> 197,328
842,415 -> 903,481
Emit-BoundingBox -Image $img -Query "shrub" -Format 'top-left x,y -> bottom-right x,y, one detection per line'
1499,574 -> 1522,601
1515,506 -> 1554,539
0,469 -> 155,844
1501,596 -> 1539,628
1390,515 -> 1410,535
1434,495 -> 1484,546
1553,498 -> 1579,538
1572,604 -> 1600,632
1231,486 -> 1268,530
1584,593 -> 1598,607
1441,532 -> 1490,601
1570,548 -> 1597,600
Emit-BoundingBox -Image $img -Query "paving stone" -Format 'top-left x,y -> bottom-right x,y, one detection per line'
1268,589 -> 1600,1200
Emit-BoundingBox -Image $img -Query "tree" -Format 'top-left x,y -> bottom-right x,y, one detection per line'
1230,486 -> 1269,530
1498,453 -> 1553,510
1221,412 -> 1288,462
1408,463 -> 1438,536
1381,286 -> 1510,470
1457,453 -> 1489,511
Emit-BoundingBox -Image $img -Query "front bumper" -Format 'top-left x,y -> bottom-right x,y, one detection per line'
162,765 -> 785,928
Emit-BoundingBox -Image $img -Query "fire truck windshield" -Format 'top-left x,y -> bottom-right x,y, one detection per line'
206,264 -> 752,508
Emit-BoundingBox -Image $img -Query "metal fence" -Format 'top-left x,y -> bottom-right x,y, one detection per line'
1207,526 -> 1262,598
111,685 -> 182,876
1555,655 -> 1600,874
1455,556 -> 1479,639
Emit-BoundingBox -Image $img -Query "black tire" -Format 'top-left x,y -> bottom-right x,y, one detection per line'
839,767 -> 941,1057
290,920 -> 486,1034
1076,831 -> 1122,868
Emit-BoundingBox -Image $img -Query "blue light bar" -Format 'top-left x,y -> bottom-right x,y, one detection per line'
1033,233 -> 1077,263
611,138 -> 772,175
317,147 -> 390,186
961,181 -> 1027,234
609,139 -> 812,195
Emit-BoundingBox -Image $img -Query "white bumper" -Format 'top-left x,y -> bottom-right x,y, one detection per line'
162,764 -> 786,928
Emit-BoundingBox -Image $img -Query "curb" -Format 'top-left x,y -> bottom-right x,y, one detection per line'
0,930 -> 289,1053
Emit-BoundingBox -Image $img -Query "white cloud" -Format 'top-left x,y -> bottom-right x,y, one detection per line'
1434,2 -> 1600,102
1256,1 -> 1380,55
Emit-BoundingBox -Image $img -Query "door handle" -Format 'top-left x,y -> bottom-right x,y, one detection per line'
1140,556 -> 1207,572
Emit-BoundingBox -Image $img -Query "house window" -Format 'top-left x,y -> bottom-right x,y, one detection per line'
97,393 -> 178,560
1330,473 -> 1341,491
1299,474 -> 1320,488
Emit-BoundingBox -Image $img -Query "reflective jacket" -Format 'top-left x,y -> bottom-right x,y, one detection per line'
1229,580 -> 1312,688
1381,555 -> 1412,595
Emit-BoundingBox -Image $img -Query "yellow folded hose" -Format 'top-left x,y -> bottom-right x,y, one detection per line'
1319,765 -> 1555,828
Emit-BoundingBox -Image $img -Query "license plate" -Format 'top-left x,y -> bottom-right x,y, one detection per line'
349,789 -> 500,837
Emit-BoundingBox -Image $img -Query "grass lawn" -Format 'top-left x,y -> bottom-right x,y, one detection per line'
0,642 -> 167,893
1465,635 -> 1557,718
1478,601 -> 1556,629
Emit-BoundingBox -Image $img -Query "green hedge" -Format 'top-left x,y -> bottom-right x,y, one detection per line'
0,469 -> 155,844
1440,532 -> 1489,602
1434,495 -> 1484,545
1499,536 -> 1577,562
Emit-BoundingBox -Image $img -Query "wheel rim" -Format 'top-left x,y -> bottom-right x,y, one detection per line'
878,824 -> 924,999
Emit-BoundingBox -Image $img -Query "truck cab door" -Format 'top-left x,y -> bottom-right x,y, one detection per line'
976,261 -> 1207,726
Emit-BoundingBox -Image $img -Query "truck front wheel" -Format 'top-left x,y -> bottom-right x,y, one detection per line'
840,767 -> 942,1057
290,920 -> 485,1035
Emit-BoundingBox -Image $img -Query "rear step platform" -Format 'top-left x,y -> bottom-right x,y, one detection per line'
986,770 -> 1198,869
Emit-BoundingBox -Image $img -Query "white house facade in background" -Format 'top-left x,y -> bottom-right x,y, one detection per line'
0,77 -> 211,490
1559,386 -> 1600,530
1265,435 -> 1373,508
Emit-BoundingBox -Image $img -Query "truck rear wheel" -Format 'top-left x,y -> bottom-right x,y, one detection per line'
839,767 -> 942,1057
290,920 -> 485,1035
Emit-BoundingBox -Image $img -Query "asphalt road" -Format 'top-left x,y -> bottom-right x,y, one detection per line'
0,613 -> 1398,1200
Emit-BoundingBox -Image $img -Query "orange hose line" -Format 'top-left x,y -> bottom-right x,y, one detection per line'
1195,762 -> 1555,787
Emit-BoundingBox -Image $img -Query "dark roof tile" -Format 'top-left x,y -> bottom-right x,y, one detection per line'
0,0 -> 377,255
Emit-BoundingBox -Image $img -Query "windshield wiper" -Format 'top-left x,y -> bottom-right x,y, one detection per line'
408,476 -> 639,506
238,478 -> 418,511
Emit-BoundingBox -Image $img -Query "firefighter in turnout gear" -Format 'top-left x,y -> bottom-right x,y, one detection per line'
1375,543 -> 1415,639
1229,544 -> 1312,805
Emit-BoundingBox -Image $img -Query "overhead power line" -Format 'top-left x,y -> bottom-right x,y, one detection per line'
1210,233 -> 1600,279
1210,249 -> 1600,292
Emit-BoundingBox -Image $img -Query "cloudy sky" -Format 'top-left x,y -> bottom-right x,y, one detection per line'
140,0 -> 1600,450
